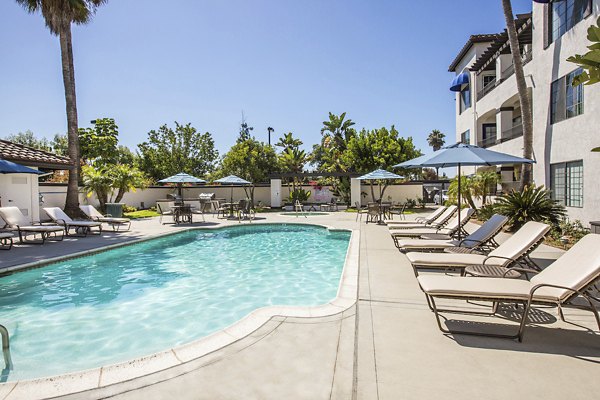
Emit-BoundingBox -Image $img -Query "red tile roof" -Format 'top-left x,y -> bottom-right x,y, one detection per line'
448,34 -> 501,72
0,139 -> 72,169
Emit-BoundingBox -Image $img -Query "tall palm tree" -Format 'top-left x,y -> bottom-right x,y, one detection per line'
427,129 -> 445,151
501,0 -> 533,190
276,132 -> 303,152
17,0 -> 107,216
320,112 -> 356,153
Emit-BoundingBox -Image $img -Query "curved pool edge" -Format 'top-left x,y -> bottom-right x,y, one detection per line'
0,223 -> 359,400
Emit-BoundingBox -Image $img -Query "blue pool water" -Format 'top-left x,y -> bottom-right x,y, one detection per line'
0,224 -> 351,381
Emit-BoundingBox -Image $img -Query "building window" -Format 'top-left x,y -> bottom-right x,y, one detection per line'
551,160 -> 583,207
459,85 -> 471,114
460,129 -> 470,144
482,75 -> 495,88
550,0 -> 591,43
551,68 -> 584,124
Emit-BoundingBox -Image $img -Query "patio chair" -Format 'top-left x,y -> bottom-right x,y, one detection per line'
416,233 -> 600,341
157,202 -> 174,224
0,231 -> 14,250
394,214 -> 508,253
189,200 -> 206,222
366,203 -> 380,224
388,202 -> 408,221
80,205 -> 131,231
388,205 -> 457,230
406,221 -> 551,277
0,206 -> 65,244
390,209 -> 475,245
43,207 -> 103,236
355,201 -> 367,222
386,206 -> 446,226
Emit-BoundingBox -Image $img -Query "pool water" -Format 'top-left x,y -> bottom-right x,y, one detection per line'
0,224 -> 350,381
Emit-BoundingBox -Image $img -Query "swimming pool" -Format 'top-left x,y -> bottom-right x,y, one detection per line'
0,224 -> 351,382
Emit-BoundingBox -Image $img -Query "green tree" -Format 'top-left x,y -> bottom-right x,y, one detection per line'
344,126 -> 421,201
276,132 -> 303,152
81,164 -> 147,211
137,122 -> 219,181
217,137 -> 279,205
567,16 -> 600,86
5,130 -> 52,151
426,129 -> 445,151
501,0 -> 533,190
51,133 -> 68,156
79,118 -> 119,165
17,0 -> 107,217
471,170 -> 500,206
276,132 -> 306,193
81,164 -> 112,211
111,164 -> 148,203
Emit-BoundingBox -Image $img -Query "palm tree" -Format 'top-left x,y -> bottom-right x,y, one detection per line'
501,0 -> 533,190
276,132 -> 303,152
320,112 -> 356,153
427,129 -> 445,151
17,0 -> 107,216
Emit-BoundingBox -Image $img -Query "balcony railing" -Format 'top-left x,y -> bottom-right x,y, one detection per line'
499,123 -> 523,143
477,78 -> 497,101
477,50 -> 532,102
478,135 -> 498,148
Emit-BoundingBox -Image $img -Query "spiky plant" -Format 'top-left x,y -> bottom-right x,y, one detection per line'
494,185 -> 566,231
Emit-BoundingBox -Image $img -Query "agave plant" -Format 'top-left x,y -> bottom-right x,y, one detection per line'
494,185 -> 566,231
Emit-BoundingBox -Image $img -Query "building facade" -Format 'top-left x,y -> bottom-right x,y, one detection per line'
449,0 -> 600,224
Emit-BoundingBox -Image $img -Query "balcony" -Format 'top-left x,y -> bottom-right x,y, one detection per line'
499,124 -> 523,143
476,50 -> 532,102
478,135 -> 497,148
477,78 -> 497,101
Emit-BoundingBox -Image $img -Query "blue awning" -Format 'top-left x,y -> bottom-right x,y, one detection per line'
450,72 -> 470,92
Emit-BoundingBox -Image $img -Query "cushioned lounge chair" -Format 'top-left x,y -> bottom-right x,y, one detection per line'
417,234 -> 600,341
394,214 -> 508,254
0,206 -> 65,244
0,232 -> 14,250
390,209 -> 474,245
388,205 -> 457,230
405,221 -> 551,277
386,206 -> 446,226
43,207 -> 102,236
80,205 -> 131,231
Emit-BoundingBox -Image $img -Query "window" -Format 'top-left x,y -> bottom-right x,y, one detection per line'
551,68 -> 584,124
551,160 -> 583,207
460,129 -> 470,144
549,0 -> 591,43
459,85 -> 471,114
482,75 -> 496,88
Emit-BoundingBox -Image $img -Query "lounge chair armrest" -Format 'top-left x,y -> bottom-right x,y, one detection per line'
529,283 -> 582,299
458,238 -> 485,247
502,266 -> 540,278
482,255 -> 516,266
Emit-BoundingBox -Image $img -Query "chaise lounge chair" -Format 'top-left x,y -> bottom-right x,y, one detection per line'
0,231 -> 14,250
0,206 -> 65,244
80,205 -> 131,231
386,206 -> 447,226
43,207 -> 103,236
388,205 -> 457,230
417,234 -> 600,341
394,214 -> 508,253
405,221 -> 551,277
390,209 -> 474,246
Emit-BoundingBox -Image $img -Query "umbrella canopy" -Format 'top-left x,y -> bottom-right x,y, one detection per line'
356,169 -> 403,181
158,173 -> 206,184
0,159 -> 44,175
214,175 -> 251,203
214,175 -> 251,185
394,143 -> 535,240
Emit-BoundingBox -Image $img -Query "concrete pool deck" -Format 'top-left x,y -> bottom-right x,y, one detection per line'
0,211 -> 599,399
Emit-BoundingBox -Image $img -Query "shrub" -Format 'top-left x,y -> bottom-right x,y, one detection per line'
494,185 -> 566,231
122,204 -> 137,213
405,198 -> 417,208
417,197 -> 426,208
289,189 -> 311,203
476,204 -> 496,222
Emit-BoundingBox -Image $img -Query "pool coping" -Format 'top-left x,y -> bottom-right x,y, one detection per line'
0,222 -> 359,400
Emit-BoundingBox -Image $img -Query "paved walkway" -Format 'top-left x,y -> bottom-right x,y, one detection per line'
0,211 -> 599,399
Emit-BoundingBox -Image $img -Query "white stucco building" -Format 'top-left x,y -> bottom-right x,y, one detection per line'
449,0 -> 600,224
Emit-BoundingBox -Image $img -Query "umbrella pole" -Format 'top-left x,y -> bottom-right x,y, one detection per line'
457,164 -> 462,241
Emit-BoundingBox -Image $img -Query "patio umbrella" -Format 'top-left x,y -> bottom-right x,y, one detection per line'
158,172 -> 207,201
214,175 -> 251,203
356,168 -> 403,203
0,159 -> 44,175
394,143 -> 535,240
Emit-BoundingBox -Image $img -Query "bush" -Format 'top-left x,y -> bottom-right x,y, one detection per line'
494,185 -> 566,231
405,198 -> 417,208
289,189 -> 311,203
476,204 -> 496,221
417,197 -> 426,208
550,219 -> 589,242
122,204 -> 137,213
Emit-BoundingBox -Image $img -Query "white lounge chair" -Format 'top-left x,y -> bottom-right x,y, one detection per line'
43,207 -> 103,236
388,205 -> 457,230
405,221 -> 551,277
80,205 -> 131,231
386,206 -> 446,226
394,214 -> 508,253
0,206 -> 65,244
417,234 -> 600,341
390,209 -> 475,245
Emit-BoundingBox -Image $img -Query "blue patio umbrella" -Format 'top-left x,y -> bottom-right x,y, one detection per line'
214,175 -> 251,203
394,143 -> 535,240
357,169 -> 403,203
158,172 -> 206,200
0,159 -> 44,175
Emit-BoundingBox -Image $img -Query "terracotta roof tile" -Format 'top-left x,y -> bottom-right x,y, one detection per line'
0,139 -> 72,169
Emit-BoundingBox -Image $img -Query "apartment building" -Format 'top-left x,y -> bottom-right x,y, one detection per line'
449,0 -> 600,224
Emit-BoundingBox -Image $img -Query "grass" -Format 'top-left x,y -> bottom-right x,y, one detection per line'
124,209 -> 160,219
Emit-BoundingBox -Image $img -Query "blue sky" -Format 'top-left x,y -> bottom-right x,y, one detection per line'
0,0 -> 532,156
